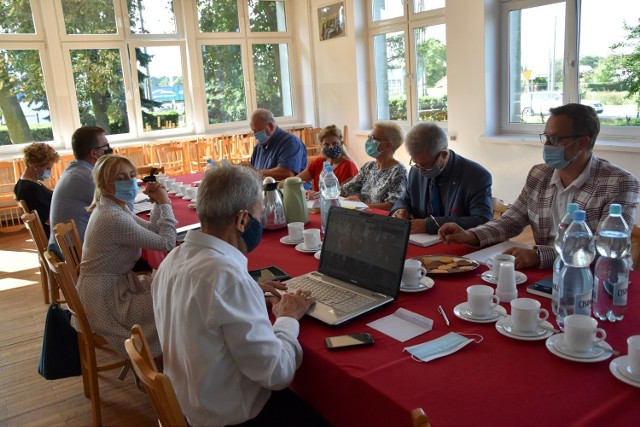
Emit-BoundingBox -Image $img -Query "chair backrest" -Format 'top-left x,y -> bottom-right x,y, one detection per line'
218,136 -> 242,164
125,325 -> 187,427
17,198 -> 30,214
0,164 -> 24,231
411,408 -> 431,427
53,219 -> 83,279
114,145 -> 150,169
631,224 -> 640,272
155,143 -> 187,176
491,196 -> 510,218
22,210 -> 61,303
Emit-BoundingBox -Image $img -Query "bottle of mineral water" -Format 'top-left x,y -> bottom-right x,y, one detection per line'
552,203 -> 579,316
320,165 -> 340,235
556,210 -> 595,330
593,204 -> 630,322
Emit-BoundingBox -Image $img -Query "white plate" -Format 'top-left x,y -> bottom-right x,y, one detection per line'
495,316 -> 554,341
480,270 -> 528,285
545,334 -> 612,363
400,276 -> 435,293
280,236 -> 303,245
453,302 -> 507,323
295,243 -> 322,253
610,356 -> 640,388
314,250 -> 321,260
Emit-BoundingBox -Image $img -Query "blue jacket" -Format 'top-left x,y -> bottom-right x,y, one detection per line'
250,126 -> 307,174
391,150 -> 493,234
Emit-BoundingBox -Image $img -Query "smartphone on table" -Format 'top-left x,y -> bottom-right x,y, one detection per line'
325,332 -> 375,350
526,276 -> 553,299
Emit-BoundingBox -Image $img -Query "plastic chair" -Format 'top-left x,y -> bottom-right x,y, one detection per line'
22,210 -> 61,304
44,251 -> 130,427
125,324 -> 187,427
411,407 -> 432,427
53,219 -> 83,280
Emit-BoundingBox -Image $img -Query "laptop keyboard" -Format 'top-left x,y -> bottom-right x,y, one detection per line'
286,276 -> 374,313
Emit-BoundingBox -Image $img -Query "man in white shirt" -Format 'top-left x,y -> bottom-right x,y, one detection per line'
152,165 -> 315,426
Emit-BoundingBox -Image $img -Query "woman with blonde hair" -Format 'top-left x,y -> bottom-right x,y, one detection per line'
14,142 -> 60,238
74,154 -> 177,358
296,125 -> 358,194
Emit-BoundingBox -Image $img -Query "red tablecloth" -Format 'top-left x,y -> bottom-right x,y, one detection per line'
148,174 -> 640,426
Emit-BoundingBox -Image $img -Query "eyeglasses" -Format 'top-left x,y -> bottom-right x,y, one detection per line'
93,144 -> 111,151
367,134 -> 384,142
539,133 -> 584,146
409,153 -> 441,172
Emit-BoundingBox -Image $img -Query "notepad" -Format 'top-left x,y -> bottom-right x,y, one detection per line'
464,241 -> 531,265
367,308 -> 433,342
409,233 -> 441,247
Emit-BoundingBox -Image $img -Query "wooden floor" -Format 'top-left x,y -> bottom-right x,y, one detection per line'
0,228 -> 156,427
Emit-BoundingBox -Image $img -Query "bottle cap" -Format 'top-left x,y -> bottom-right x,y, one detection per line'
609,203 -> 622,215
567,203 -> 579,214
572,210 -> 586,221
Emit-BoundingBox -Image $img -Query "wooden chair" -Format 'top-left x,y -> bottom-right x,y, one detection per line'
411,407 -> 432,427
0,160 -> 24,232
125,325 -> 187,427
218,135 -> 243,164
22,210 -> 61,304
154,143 -> 187,176
44,251 -> 130,427
53,219 -> 83,280
631,224 -> 640,272
16,198 -> 30,214
491,196 -> 510,218
233,134 -> 254,163
114,145 -> 153,173
302,127 -> 322,156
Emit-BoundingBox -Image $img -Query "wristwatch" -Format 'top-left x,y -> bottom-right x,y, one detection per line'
533,245 -> 541,259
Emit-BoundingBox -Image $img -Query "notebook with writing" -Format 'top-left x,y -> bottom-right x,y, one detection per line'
285,207 -> 411,325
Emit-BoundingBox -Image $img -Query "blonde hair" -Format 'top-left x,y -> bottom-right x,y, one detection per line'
23,142 -> 60,168
87,154 -> 136,212
374,121 -> 404,151
319,124 -> 350,159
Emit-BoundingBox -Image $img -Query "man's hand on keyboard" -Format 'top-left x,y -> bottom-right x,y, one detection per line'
272,290 -> 315,320
259,280 -> 288,305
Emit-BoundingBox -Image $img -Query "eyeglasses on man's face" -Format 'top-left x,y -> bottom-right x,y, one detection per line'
94,144 -> 111,151
409,152 -> 442,172
539,133 -> 584,146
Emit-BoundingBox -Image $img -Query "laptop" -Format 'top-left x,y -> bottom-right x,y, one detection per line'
176,222 -> 201,243
285,207 -> 410,325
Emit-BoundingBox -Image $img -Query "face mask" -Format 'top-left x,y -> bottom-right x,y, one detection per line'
254,130 -> 269,145
114,178 -> 139,203
403,332 -> 482,363
543,140 -> 579,169
365,138 -> 380,158
241,214 -> 263,253
36,169 -> 52,180
323,145 -> 342,159
417,155 -> 443,179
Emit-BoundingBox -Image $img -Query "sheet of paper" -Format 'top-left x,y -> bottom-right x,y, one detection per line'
306,198 -> 368,210
134,193 -> 149,203
367,308 -> 433,342
409,233 -> 440,247
464,241 -> 532,265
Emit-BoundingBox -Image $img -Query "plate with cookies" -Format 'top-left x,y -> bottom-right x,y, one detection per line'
412,255 -> 480,274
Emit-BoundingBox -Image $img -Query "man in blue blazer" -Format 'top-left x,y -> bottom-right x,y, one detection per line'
391,123 -> 493,234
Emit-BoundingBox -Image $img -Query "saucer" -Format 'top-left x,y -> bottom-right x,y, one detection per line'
314,250 -> 321,260
182,195 -> 191,200
609,356 -> 640,388
545,334 -> 612,363
495,316 -> 553,341
481,270 -> 528,285
280,236 -> 303,245
295,243 -> 322,253
187,203 -> 196,210
400,276 -> 435,293
453,302 -> 507,323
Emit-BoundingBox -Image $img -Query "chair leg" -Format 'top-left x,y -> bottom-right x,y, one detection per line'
118,365 -> 130,380
87,351 -> 103,426
39,264 -> 50,305
78,336 -> 90,398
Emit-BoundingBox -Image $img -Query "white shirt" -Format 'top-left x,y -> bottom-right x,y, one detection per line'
152,230 -> 302,427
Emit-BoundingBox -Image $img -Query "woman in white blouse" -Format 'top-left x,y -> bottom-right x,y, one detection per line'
74,154 -> 177,358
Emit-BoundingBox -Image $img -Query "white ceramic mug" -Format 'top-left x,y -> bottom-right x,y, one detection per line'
186,186 -> 198,200
510,298 -> 549,333
627,335 -> 640,379
178,184 -> 190,197
563,314 -> 606,353
486,254 -> 516,279
467,284 -> 500,317
287,222 -> 304,242
303,228 -> 321,250
402,259 -> 427,287
170,181 -> 183,193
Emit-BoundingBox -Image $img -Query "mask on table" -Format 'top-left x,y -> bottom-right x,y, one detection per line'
36,169 -> 52,181
404,332 -> 482,363
241,214 -> 263,253
323,145 -> 342,159
114,178 -> 139,203
543,140 -> 579,169
365,138 -> 380,158
254,130 -> 269,145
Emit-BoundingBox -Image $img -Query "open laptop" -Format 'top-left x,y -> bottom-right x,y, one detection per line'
285,207 -> 410,325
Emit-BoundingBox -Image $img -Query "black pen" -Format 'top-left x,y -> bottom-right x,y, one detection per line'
437,305 -> 450,326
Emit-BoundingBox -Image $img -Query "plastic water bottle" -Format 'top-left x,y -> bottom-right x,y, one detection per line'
556,210 -> 595,329
593,204 -> 630,322
551,203 -> 579,316
320,165 -> 340,235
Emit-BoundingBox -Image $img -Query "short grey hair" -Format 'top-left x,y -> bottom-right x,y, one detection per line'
405,123 -> 448,157
374,121 -> 404,151
251,108 -> 275,125
197,165 -> 263,227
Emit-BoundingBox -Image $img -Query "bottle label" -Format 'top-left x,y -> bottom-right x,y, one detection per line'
613,279 -> 628,306
575,290 -> 592,315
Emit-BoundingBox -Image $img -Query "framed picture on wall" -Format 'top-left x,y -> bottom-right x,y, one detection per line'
318,2 -> 346,42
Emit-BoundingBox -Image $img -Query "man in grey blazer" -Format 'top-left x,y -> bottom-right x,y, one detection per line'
391,123 -> 493,234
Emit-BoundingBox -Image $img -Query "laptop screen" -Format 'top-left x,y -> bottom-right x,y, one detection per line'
318,207 -> 410,298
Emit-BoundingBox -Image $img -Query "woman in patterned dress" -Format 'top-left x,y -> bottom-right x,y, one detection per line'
73,154 -> 177,357
340,121 -> 408,210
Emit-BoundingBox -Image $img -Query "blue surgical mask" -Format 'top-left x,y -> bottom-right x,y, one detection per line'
241,214 -> 263,253
404,332 -> 482,363
36,170 -> 52,180
114,178 -> 139,202
323,145 -> 342,159
543,140 -> 579,169
365,138 -> 380,158
254,130 -> 269,145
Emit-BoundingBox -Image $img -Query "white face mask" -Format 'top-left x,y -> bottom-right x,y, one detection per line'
403,332 -> 483,363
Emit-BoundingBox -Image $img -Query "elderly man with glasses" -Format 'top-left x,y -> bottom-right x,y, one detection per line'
391,122 -> 493,234
440,103 -> 640,269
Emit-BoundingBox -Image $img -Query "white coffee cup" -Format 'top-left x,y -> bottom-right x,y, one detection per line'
287,222 -> 304,242
303,228 -> 321,250
627,335 -> 640,379
178,184 -> 190,196
170,181 -> 183,193
467,284 -> 500,317
486,254 -> 516,279
402,259 -> 427,287
186,186 -> 198,200
563,314 -> 606,353
510,298 -> 549,333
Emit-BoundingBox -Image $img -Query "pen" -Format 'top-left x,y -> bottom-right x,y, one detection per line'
438,305 -> 450,326
429,214 -> 446,238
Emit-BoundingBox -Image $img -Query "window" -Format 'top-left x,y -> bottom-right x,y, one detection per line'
368,0 -> 447,125
502,0 -> 640,139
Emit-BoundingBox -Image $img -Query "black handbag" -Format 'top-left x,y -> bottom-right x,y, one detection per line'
38,304 -> 82,380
